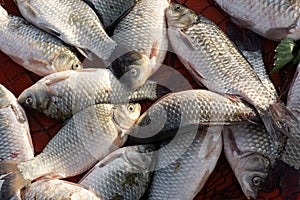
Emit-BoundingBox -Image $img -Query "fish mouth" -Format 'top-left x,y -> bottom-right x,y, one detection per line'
112,112 -> 138,131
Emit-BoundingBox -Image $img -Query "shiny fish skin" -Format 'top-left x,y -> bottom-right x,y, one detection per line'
79,145 -> 154,200
82,0 -> 138,29
0,103 -> 141,200
17,69 -> 165,120
0,84 -> 33,162
126,90 -> 257,143
282,63 -> 300,169
112,0 -> 169,89
148,127 -> 222,200
21,179 -> 101,200
215,0 -> 300,41
14,0 -> 117,60
0,6 -> 81,76
223,124 -> 285,199
166,4 -> 297,141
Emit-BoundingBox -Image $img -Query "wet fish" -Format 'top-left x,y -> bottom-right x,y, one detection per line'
223,124 -> 285,199
0,6 -> 81,76
21,179 -> 101,200
215,0 -> 300,41
14,0 -> 117,60
111,0 -> 169,89
166,3 -> 297,141
17,68 -> 168,120
82,0 -> 138,29
0,103 -> 141,200
281,63 -> 300,169
126,89 -> 257,144
79,145 -> 154,200
147,127 -> 222,200
0,84 -> 33,163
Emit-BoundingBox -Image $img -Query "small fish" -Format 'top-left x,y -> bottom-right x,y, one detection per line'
281,63 -> 300,169
17,68 -> 168,120
166,3 -> 298,142
215,0 -> 300,41
0,6 -> 81,76
111,0 -> 170,89
223,124 -> 285,199
0,103 -> 141,200
79,144 -> 155,200
82,0 -> 138,29
126,89 -> 257,144
14,0 -> 117,60
147,127 -> 222,200
21,179 -> 101,200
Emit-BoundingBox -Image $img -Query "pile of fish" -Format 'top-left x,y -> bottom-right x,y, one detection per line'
0,0 -> 300,199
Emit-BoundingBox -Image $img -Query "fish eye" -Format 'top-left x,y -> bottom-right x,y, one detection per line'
175,5 -> 182,11
72,63 -> 81,70
127,104 -> 135,112
130,68 -> 138,77
252,176 -> 262,186
146,148 -> 154,153
25,96 -> 33,105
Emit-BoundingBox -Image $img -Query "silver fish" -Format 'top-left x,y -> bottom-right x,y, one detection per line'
126,89 -> 257,143
0,6 -> 81,76
223,124 -> 285,199
82,0 -> 138,29
281,63 -> 300,169
0,103 -> 141,200
79,145 -> 154,200
14,0 -> 117,60
215,0 -> 300,41
21,179 -> 101,200
111,0 -> 170,89
166,3 -> 297,141
17,68 -> 167,120
148,127 -> 222,200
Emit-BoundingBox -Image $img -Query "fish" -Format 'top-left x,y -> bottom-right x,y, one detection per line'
17,68 -> 168,120
222,124 -> 285,199
82,0 -> 138,30
21,179 -> 101,200
281,63 -> 300,169
79,144 -> 155,200
14,0 -> 117,60
0,103 -> 141,200
166,3 -> 298,142
126,89 -> 257,144
215,0 -> 300,41
0,6 -> 81,76
111,0 -> 170,89
147,127 -> 223,200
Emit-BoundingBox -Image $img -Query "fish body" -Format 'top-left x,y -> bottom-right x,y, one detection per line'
21,179 -> 101,200
223,124 -> 285,199
82,0 -> 138,29
79,145 -> 154,200
215,0 -> 300,41
0,6 -> 81,76
127,89 -> 257,143
14,0 -> 117,60
0,103 -> 141,200
17,69 -> 166,120
148,127 -> 223,200
112,0 -> 169,89
166,3 -> 297,141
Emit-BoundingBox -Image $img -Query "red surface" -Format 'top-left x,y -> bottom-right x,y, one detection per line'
1,0 -> 300,199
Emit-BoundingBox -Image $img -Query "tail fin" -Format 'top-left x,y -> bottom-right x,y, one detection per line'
0,161 -> 29,200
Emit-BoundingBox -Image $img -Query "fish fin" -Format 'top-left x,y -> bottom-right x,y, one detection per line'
230,16 -> 254,30
150,41 -> 159,59
154,84 -> 172,100
0,161 -> 30,200
265,27 -> 290,41
39,23 -> 61,37
178,30 -> 196,51
224,93 -> 242,103
11,103 -> 27,123
29,57 -> 50,67
44,74 -> 70,86
24,3 -> 39,17
75,47 -> 93,60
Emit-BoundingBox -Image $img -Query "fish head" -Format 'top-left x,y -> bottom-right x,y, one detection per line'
234,153 -> 270,199
52,51 -> 82,73
0,6 -> 8,24
110,51 -> 152,90
165,3 -> 199,29
18,82 -> 50,111
112,103 -> 141,131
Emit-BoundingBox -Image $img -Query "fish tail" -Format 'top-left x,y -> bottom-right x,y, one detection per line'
155,84 -> 171,99
0,161 -> 29,200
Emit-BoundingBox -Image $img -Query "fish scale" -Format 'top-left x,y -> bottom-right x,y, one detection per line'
14,0 -> 117,60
